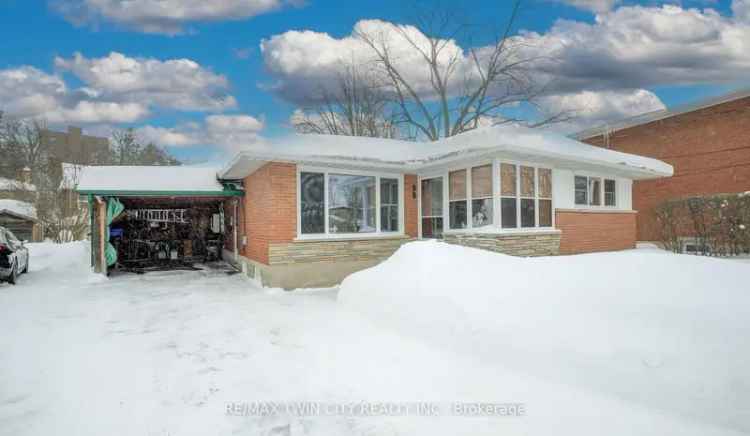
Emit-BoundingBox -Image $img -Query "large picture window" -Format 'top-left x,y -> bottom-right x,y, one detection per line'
449,169 -> 467,229
380,178 -> 400,232
299,170 -> 401,237
300,172 -> 324,234
471,164 -> 493,227
421,177 -> 443,238
328,174 -> 376,233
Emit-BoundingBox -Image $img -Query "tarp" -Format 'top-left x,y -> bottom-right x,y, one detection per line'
105,198 -> 124,267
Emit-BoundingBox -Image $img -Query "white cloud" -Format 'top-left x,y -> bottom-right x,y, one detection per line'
55,52 -> 236,112
554,0 -> 619,13
261,4 -> 750,130
0,66 -> 148,124
520,4 -> 750,93
734,0 -> 750,23
0,52 -> 237,127
52,0 -> 293,35
136,115 -> 265,153
540,89 -> 666,133
260,19 -> 469,105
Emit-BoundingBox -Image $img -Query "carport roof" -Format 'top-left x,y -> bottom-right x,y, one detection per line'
76,166 -> 243,196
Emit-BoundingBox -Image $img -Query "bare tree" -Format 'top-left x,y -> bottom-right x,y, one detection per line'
110,128 -> 181,166
354,0 -> 567,141
36,164 -> 89,243
292,63 -> 400,139
0,115 -> 50,179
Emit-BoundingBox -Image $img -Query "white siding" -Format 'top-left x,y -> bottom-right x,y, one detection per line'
552,169 -> 575,209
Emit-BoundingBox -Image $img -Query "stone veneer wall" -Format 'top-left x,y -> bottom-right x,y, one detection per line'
268,236 -> 413,265
443,231 -> 561,256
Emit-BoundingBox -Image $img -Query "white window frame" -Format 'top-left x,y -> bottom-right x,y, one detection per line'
418,158 -> 554,237
418,175 -> 446,239
574,173 -> 618,209
296,166 -> 405,240
470,164 -> 494,228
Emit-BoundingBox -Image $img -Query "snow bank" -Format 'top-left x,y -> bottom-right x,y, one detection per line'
339,241 -> 750,432
0,199 -> 37,219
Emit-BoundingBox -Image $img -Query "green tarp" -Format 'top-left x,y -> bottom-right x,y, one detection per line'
105,198 -> 124,267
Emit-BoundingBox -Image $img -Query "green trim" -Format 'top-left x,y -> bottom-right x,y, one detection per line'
76,189 -> 244,197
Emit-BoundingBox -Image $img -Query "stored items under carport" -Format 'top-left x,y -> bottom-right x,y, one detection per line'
109,199 -> 225,273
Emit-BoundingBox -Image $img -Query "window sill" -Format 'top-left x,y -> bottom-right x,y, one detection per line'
294,233 -> 409,243
558,208 -> 637,214
443,227 -> 560,236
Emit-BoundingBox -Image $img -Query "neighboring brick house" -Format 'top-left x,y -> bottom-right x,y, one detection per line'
577,89 -> 750,243
219,124 -> 672,287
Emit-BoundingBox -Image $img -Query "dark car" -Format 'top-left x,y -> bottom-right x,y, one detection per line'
0,226 -> 29,285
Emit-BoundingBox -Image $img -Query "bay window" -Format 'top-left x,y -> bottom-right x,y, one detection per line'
299,170 -> 401,237
500,163 -> 517,228
538,168 -> 553,227
520,166 -> 536,228
449,169 -> 468,229
471,164 -> 493,227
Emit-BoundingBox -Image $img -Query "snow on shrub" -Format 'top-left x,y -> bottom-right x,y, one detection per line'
338,241 -> 750,428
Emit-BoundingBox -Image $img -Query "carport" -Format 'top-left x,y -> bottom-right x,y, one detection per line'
76,166 -> 244,275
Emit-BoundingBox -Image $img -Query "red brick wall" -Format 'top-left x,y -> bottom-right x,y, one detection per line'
556,210 -> 637,254
242,163 -> 297,265
404,174 -> 418,238
583,96 -> 750,240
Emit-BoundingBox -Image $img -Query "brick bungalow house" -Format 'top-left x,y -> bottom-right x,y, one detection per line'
218,124 -> 672,288
77,125 -> 671,288
577,89 -> 750,246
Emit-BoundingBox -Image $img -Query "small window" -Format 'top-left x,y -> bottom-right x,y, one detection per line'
604,179 -> 616,206
380,178 -> 399,232
471,165 -> 492,227
574,176 -> 588,205
589,178 -> 602,206
449,169 -> 467,229
300,172 -> 324,234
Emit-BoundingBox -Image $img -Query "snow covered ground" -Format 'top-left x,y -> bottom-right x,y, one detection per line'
1,242 -> 748,435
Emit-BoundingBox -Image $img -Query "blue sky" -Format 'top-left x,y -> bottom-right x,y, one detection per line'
1,0 -> 748,163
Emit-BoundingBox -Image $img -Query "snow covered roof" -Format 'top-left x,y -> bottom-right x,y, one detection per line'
76,166 -> 237,196
220,124 -> 673,180
0,199 -> 37,221
0,176 -> 37,192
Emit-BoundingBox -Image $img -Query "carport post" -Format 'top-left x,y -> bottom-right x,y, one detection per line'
88,194 -> 94,269
233,198 -> 239,260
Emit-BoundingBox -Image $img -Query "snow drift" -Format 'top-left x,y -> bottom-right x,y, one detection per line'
339,241 -> 750,432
